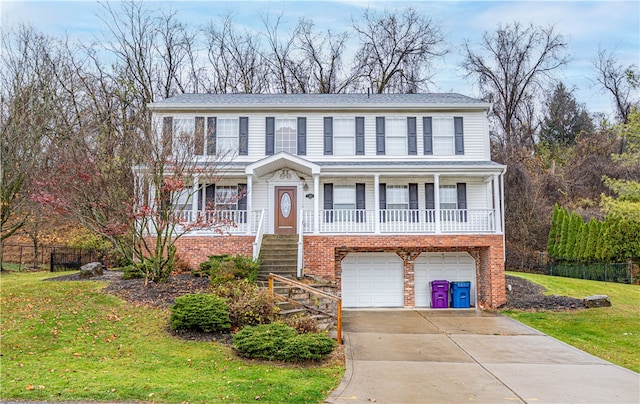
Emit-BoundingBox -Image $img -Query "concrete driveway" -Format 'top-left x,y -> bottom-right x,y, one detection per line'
326,309 -> 639,403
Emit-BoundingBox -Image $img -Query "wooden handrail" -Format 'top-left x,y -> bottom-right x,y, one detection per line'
268,273 -> 342,345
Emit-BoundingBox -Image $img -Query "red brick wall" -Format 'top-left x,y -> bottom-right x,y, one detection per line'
173,234 -> 506,309
174,236 -> 254,269
303,235 -> 506,309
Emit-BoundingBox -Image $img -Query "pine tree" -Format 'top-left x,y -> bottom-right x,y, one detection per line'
563,212 -> 580,260
574,222 -> 589,262
558,209 -> 571,260
547,203 -> 561,258
583,218 -> 599,262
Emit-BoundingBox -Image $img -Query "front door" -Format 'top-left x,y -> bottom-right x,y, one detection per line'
275,187 -> 296,234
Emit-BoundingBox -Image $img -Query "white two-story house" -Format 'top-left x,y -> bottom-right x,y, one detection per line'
144,93 -> 507,309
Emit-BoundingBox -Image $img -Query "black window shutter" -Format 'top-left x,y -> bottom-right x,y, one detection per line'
324,183 -> 333,223
197,187 -> 203,211
376,117 -> 385,155
265,117 -> 275,155
407,117 -> 417,155
457,182 -> 467,222
425,183 -> 435,222
162,116 -> 173,156
205,184 -> 215,210
423,117 -> 433,155
194,117 -> 204,155
239,117 -> 248,155
356,183 -> 366,223
379,183 -> 387,222
207,117 -> 216,155
454,117 -> 464,155
324,117 -> 333,155
409,183 -> 418,222
297,117 -> 306,155
355,117 -> 365,155
237,183 -> 247,223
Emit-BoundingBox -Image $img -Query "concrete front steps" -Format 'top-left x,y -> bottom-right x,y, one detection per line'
257,234 -> 298,278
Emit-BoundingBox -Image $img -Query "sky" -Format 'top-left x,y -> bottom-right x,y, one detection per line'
1,0 -> 638,118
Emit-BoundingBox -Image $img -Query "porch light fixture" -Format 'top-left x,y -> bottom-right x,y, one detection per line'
302,180 -> 309,191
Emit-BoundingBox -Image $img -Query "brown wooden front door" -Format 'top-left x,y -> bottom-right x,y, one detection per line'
275,187 -> 296,234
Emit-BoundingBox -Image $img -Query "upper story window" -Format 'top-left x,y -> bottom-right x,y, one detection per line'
334,118 -> 356,156
266,117 -> 306,156
385,118 -> 407,155
275,118 -> 297,154
216,118 -> 239,154
173,118 -> 195,155
425,116 -> 464,156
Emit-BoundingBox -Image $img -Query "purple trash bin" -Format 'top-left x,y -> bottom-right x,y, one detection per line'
430,280 -> 449,308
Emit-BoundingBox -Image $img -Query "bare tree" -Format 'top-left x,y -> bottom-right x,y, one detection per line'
0,25 -> 60,267
351,7 -> 446,93
260,12 -> 305,93
204,14 -> 269,94
462,22 -> 569,156
295,18 -> 354,93
593,48 -> 638,124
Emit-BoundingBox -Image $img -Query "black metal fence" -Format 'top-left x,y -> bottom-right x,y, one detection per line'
543,262 -> 633,284
2,244 -> 104,272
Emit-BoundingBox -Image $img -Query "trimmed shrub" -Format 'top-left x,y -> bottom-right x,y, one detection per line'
278,333 -> 337,362
122,262 -> 146,280
198,254 -> 260,284
233,323 -> 297,360
170,293 -> 231,333
211,280 -> 279,329
233,323 -> 336,362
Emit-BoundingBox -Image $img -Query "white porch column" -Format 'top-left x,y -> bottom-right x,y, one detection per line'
246,174 -> 253,235
374,174 -> 380,234
191,174 -> 200,222
313,174 -> 320,234
434,174 -> 441,234
492,174 -> 501,233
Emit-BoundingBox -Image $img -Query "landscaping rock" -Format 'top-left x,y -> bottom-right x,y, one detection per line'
79,262 -> 104,278
583,295 -> 611,308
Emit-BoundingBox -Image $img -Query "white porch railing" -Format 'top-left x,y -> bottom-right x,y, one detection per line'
303,209 -> 496,234
252,210 -> 266,260
179,210 -> 264,234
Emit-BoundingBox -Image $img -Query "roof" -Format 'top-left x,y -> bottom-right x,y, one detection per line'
149,93 -> 491,112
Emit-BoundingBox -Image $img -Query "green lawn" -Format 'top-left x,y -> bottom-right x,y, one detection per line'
0,271 -> 344,403
502,271 -> 640,372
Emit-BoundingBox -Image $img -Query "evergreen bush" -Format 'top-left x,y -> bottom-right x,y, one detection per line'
233,323 -> 336,362
197,254 -> 260,284
169,293 -> 231,333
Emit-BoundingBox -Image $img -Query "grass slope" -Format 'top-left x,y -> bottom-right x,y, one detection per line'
0,271 -> 343,403
502,272 -> 640,373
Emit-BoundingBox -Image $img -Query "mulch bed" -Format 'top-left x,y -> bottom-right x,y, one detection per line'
500,274 -> 584,311
48,270 -> 584,312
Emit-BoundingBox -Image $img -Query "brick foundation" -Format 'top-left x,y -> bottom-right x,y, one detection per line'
174,233 -> 506,309
304,235 -> 505,309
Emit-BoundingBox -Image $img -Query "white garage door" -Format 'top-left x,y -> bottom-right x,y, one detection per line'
342,253 -> 404,308
414,252 -> 476,308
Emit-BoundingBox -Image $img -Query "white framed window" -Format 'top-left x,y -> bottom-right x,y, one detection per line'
173,118 -> 195,155
215,186 -> 238,211
275,118 -> 297,154
439,185 -> 457,210
387,185 -> 409,209
334,186 -> 356,210
386,118 -> 407,155
334,118 -> 355,155
216,118 -> 239,154
433,117 -> 455,156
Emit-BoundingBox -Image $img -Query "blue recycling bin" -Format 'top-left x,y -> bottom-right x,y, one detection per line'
451,281 -> 471,308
